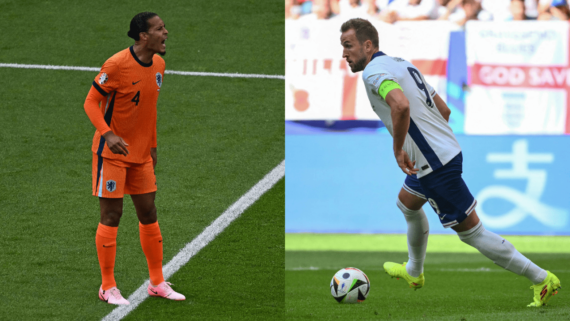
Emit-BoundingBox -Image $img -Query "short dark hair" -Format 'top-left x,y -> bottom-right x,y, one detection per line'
127,12 -> 158,41
340,18 -> 379,49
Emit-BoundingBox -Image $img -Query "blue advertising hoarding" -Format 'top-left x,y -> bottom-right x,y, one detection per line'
286,134 -> 570,235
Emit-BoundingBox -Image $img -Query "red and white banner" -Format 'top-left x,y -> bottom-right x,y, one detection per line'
285,20 -> 459,120
465,21 -> 570,135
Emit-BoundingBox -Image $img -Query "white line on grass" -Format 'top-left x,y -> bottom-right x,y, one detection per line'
0,63 -> 285,80
289,266 -> 321,271
102,160 -> 285,321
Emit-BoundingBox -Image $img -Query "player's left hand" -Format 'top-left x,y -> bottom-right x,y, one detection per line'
151,148 -> 157,169
394,149 -> 418,176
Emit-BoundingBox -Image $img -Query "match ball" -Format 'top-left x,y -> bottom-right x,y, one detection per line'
330,267 -> 370,303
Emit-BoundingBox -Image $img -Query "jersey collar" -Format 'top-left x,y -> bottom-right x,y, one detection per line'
370,51 -> 386,62
129,46 -> 153,67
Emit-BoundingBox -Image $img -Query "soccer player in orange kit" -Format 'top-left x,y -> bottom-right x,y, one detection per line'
84,12 -> 185,305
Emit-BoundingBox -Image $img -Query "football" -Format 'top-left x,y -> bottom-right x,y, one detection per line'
330,267 -> 370,303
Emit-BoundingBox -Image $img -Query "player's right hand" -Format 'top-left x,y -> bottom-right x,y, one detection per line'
394,149 -> 418,176
102,131 -> 129,156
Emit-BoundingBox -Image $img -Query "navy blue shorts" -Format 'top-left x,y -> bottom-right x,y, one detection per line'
403,152 -> 476,228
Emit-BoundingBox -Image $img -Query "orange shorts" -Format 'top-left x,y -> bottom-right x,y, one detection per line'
92,153 -> 157,198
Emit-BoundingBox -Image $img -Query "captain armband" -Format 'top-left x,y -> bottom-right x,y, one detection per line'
378,80 -> 403,100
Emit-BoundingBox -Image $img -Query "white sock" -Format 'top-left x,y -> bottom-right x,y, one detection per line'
397,199 -> 429,278
457,221 -> 547,284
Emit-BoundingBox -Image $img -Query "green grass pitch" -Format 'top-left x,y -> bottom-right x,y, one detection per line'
0,0 -> 283,320
286,234 -> 570,320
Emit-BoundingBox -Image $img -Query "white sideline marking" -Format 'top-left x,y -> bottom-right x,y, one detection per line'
102,160 -> 285,321
290,266 -> 321,271
0,63 -> 285,80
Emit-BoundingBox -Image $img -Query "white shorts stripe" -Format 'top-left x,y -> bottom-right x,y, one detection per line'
443,220 -> 458,228
403,184 -> 426,200
465,199 -> 477,215
98,166 -> 104,197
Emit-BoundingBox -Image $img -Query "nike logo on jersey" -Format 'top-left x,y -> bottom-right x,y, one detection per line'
132,80 -> 141,85
439,214 -> 446,221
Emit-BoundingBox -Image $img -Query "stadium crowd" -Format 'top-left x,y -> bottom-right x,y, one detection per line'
285,0 -> 570,25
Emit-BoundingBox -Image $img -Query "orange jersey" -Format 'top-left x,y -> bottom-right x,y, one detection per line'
84,46 -> 165,163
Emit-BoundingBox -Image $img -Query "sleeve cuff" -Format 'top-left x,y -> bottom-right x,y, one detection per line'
92,81 -> 108,96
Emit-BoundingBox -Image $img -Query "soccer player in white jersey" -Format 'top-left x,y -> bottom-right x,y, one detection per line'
339,18 -> 561,307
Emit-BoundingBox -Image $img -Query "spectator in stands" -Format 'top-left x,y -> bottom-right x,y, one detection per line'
538,0 -> 570,20
511,0 -> 527,19
480,0 -> 538,20
379,0 -> 440,23
479,0 -> 511,20
437,0 -> 463,21
437,0 -> 481,25
335,0 -> 379,18
365,0 -> 381,16
524,0 -> 539,18
337,0 -> 369,18
299,0 -> 335,20
376,0 -> 396,11
299,0 -> 315,14
286,0 -> 301,19
537,0 -> 551,15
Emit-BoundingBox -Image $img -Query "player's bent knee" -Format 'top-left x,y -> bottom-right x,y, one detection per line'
138,206 -> 157,224
100,210 -> 123,226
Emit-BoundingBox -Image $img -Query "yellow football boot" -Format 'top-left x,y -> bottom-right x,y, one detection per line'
383,262 -> 424,290
528,271 -> 561,307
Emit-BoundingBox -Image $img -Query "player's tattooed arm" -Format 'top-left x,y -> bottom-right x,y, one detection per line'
386,89 -> 418,175
433,94 -> 450,122
102,131 -> 130,156
151,148 -> 157,169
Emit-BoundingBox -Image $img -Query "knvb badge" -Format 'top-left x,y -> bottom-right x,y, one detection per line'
475,139 -> 568,229
106,180 -> 116,193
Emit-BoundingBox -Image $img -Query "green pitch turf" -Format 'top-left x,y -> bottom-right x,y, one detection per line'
0,0 -> 283,320
286,233 -> 570,253
286,234 -> 570,320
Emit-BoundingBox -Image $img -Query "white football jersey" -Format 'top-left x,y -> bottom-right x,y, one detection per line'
362,52 -> 461,178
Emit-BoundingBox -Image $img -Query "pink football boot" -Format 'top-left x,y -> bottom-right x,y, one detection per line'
99,286 -> 130,305
147,282 -> 186,300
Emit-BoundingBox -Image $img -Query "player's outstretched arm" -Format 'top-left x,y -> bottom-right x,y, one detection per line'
384,84 -> 418,175
433,93 -> 451,122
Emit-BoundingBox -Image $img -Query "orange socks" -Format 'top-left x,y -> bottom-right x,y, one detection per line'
96,223 -> 118,290
96,222 -> 164,289
139,221 -> 165,286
